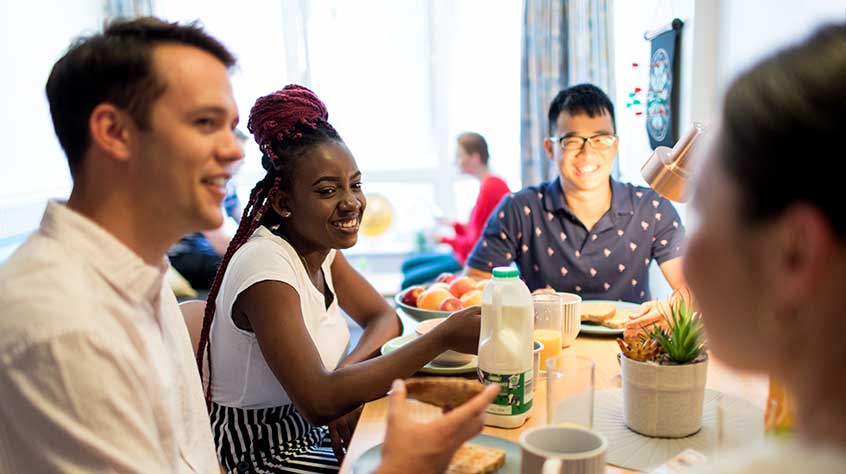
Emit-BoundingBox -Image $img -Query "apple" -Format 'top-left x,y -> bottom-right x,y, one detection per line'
448,276 -> 477,297
401,286 -> 425,307
435,272 -> 456,284
439,296 -> 464,312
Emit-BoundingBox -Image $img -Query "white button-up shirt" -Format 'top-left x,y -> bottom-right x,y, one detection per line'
0,202 -> 218,473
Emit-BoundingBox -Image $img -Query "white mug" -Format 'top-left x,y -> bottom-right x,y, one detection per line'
519,425 -> 607,474
558,293 -> 582,347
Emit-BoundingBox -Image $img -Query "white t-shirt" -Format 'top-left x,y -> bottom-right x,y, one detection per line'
209,225 -> 350,409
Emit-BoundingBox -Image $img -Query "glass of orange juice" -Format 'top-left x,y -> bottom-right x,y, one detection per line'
765,378 -> 795,436
533,294 -> 563,371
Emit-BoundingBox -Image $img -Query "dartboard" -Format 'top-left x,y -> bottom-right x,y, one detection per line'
647,48 -> 672,143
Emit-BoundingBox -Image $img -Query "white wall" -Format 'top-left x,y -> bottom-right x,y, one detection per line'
0,1 -> 103,241
612,0 -> 845,299
717,0 -> 845,92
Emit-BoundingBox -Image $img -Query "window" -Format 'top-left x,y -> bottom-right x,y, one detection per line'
156,0 -> 521,254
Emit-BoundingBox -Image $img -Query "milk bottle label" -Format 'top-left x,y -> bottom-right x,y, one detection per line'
479,368 -> 533,416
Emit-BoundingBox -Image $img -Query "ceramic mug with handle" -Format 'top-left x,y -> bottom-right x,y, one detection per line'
518,425 -> 607,474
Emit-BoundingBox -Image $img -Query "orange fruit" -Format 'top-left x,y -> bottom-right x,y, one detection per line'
417,288 -> 453,311
448,276 -> 477,297
460,289 -> 483,307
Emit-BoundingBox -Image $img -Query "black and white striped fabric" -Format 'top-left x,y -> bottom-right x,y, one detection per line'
211,402 -> 340,473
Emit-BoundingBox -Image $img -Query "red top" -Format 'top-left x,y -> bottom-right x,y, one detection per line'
440,175 -> 510,265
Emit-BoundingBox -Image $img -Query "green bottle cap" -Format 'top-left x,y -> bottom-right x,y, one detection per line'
492,267 -> 519,278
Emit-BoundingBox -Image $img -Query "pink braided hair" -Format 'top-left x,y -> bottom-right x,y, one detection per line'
197,84 -> 337,407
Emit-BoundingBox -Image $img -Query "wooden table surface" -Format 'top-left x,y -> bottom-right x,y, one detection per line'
339,332 -> 768,473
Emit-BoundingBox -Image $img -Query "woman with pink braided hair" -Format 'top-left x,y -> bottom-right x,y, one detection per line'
198,84 -> 483,473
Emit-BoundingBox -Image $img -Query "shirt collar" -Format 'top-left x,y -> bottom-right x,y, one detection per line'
542,176 -> 635,216
39,201 -> 167,305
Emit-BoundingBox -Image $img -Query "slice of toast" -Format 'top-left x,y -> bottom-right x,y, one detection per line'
405,377 -> 486,410
600,308 -> 634,329
446,443 -> 506,474
580,302 -> 617,324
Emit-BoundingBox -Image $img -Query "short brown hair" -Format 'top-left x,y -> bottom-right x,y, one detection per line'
457,132 -> 490,165
45,17 -> 237,176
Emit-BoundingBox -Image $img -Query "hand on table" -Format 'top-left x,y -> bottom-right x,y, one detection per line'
375,379 -> 499,474
623,300 -> 668,339
436,305 -> 482,354
328,405 -> 363,462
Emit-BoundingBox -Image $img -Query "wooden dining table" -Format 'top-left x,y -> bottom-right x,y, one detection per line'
339,321 -> 769,473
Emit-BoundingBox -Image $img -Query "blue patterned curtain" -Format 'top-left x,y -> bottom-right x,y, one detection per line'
521,0 -> 567,186
521,0 -> 615,186
566,0 -> 614,91
104,0 -> 152,19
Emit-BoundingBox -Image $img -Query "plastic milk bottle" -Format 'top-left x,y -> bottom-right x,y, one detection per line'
478,267 -> 534,428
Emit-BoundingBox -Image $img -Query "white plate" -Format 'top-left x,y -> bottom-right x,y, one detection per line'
380,334 -> 478,375
352,433 -> 521,474
579,300 -> 642,336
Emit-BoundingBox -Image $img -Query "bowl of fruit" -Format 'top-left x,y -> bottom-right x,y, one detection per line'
394,273 -> 488,321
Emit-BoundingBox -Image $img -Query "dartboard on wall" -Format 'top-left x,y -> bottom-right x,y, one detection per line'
647,48 -> 671,143
646,19 -> 683,150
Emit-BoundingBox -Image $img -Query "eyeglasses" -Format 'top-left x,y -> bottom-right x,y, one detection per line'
550,134 -> 618,152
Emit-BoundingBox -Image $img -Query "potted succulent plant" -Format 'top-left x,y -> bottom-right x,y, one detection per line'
617,297 -> 707,438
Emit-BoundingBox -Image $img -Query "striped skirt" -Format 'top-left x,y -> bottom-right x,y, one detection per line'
211,402 -> 340,473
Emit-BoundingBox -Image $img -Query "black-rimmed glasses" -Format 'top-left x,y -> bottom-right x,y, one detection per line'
550,134 -> 618,152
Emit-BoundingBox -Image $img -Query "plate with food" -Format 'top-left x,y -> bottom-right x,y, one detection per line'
381,334 -> 478,375
394,273 -> 488,321
578,300 -> 642,336
352,432 -> 519,474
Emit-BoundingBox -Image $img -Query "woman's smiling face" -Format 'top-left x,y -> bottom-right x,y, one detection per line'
275,141 -> 366,251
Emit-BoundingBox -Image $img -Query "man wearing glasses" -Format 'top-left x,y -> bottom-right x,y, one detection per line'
465,84 -> 685,303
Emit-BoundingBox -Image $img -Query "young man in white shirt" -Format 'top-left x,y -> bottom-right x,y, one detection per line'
0,17 -> 243,473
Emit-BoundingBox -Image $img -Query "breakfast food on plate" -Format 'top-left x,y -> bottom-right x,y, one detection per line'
405,377 -> 486,410
446,443 -> 506,474
600,308 -> 634,329
580,302 -> 617,324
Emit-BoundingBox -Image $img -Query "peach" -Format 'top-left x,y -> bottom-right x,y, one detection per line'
429,282 -> 450,291
475,279 -> 491,291
417,288 -> 453,311
401,286 -> 425,307
460,289 -> 483,307
448,276 -> 477,297
435,272 -> 456,284
439,296 -> 464,312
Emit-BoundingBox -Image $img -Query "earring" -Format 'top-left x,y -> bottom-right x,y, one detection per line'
280,210 -> 292,218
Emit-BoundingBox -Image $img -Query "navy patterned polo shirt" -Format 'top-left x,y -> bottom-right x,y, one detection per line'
466,177 -> 685,303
